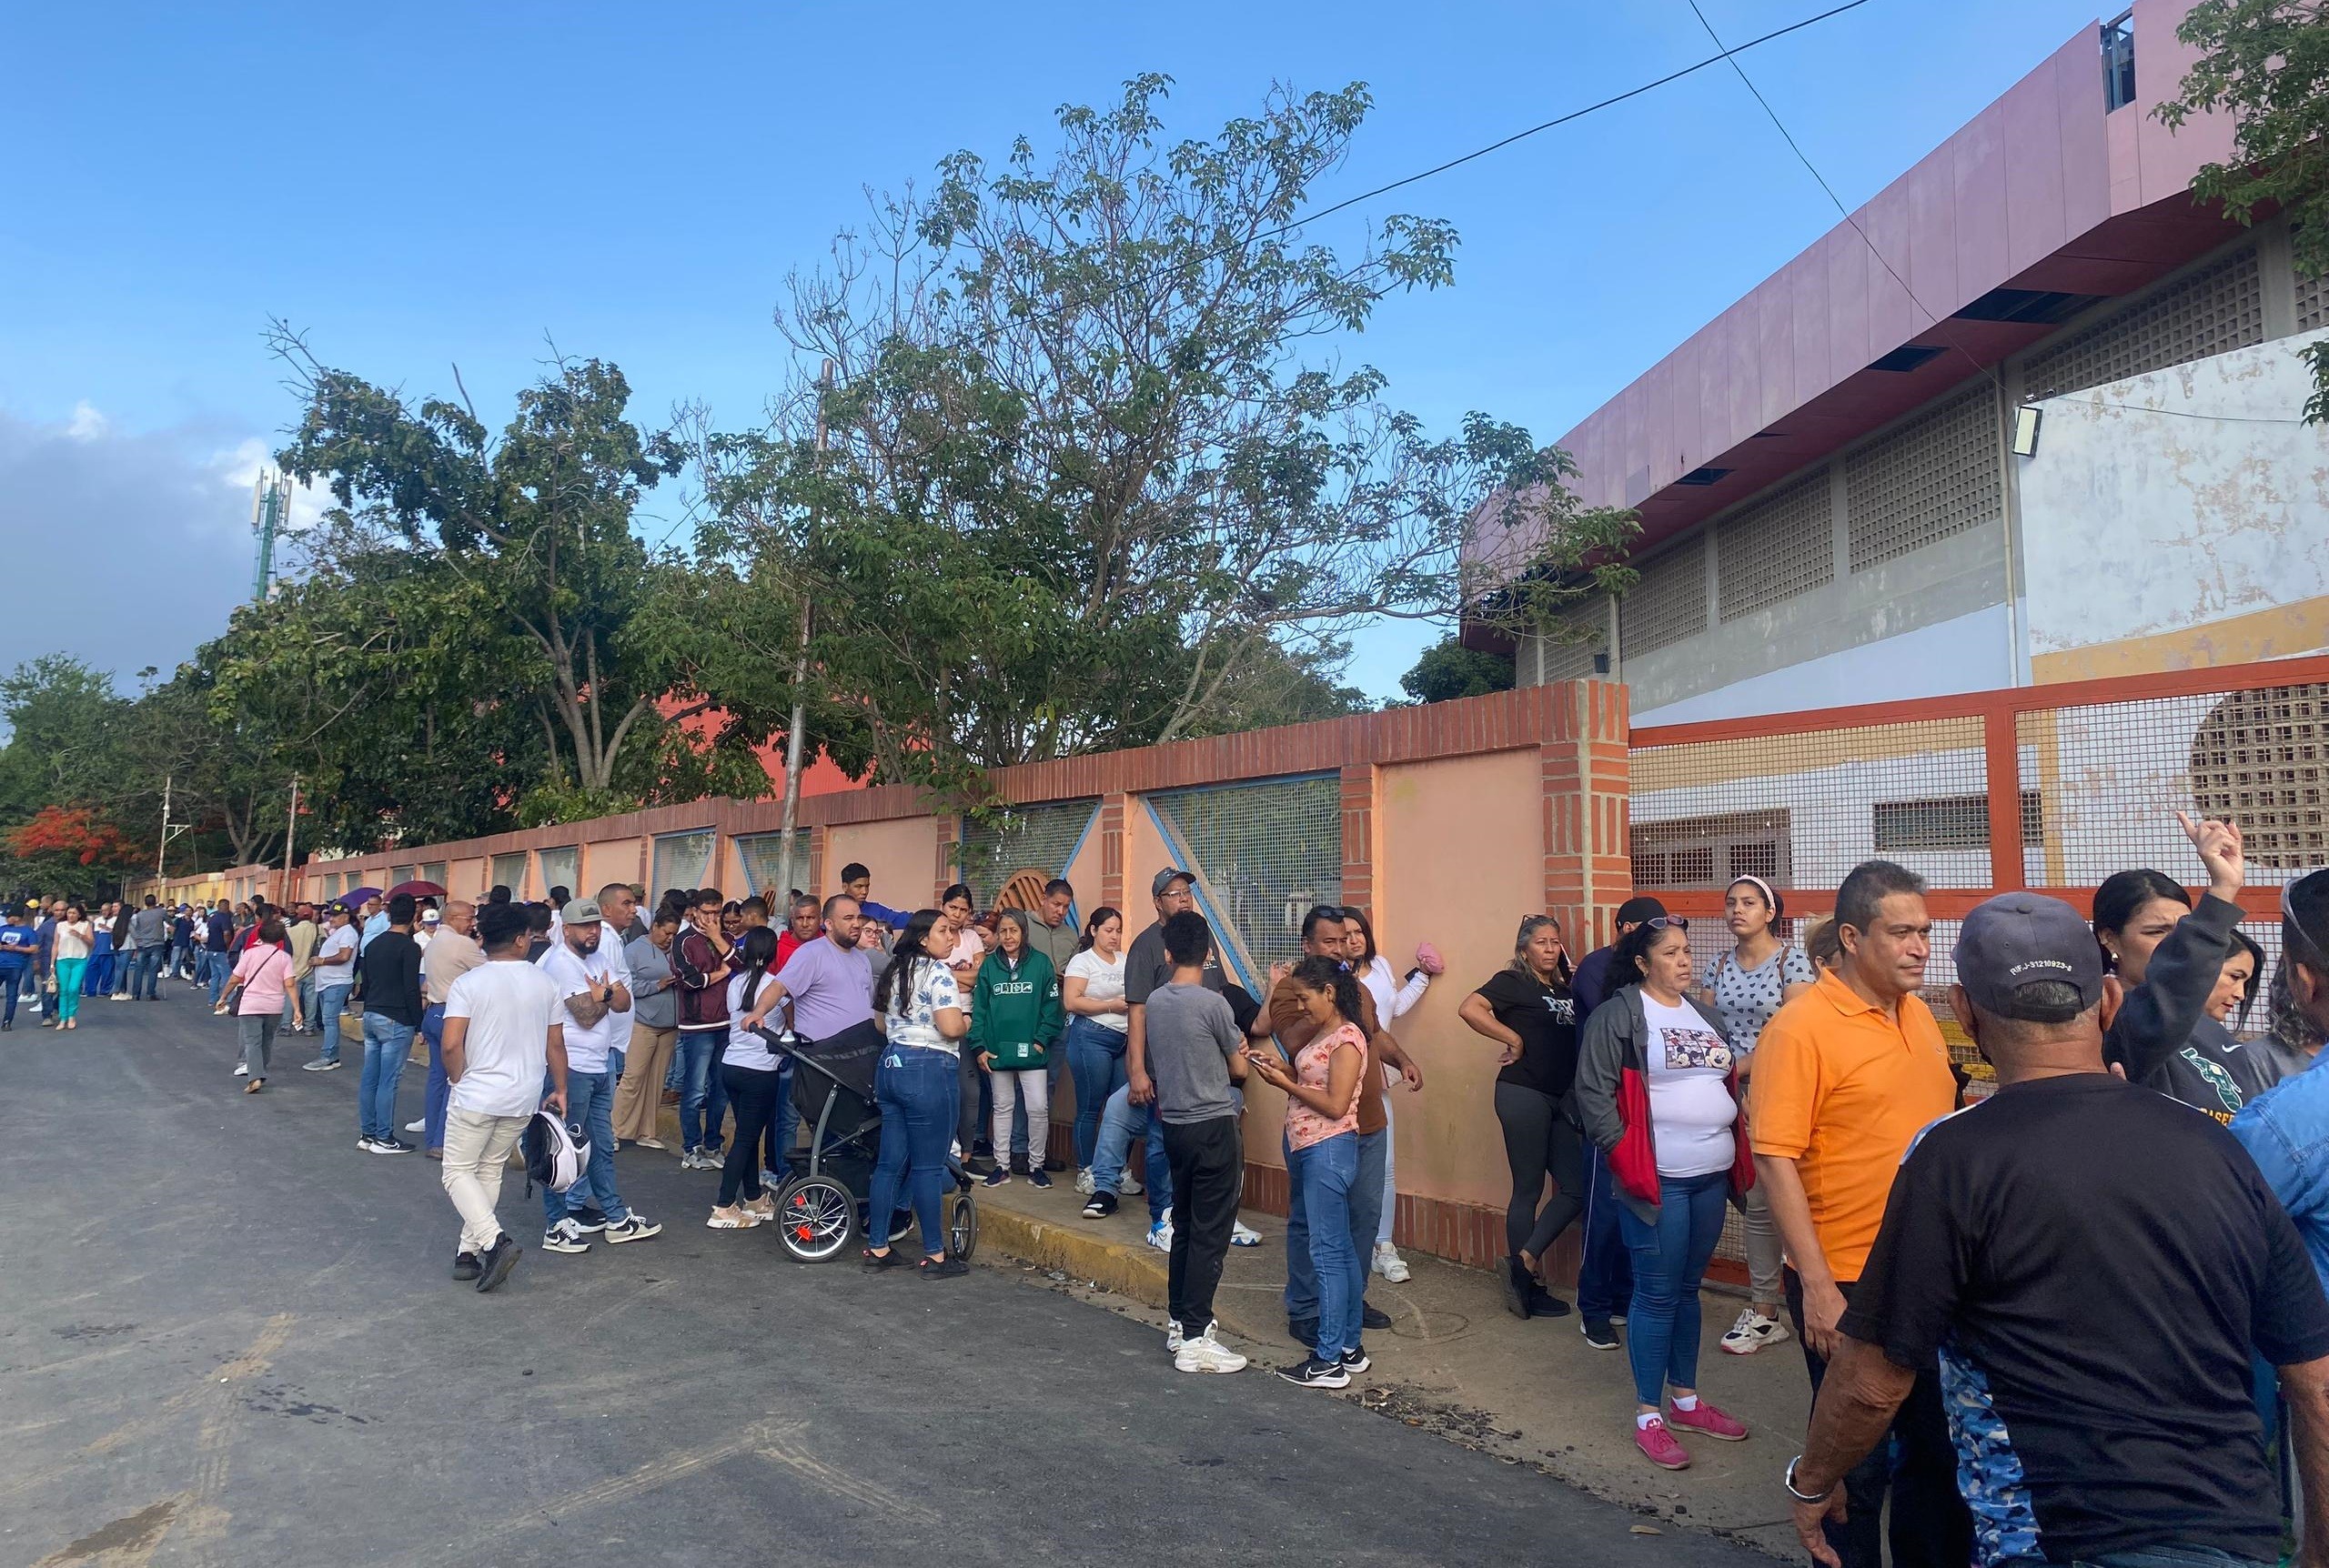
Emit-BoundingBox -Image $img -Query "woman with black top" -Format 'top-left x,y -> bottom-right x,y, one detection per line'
1457,914 -> 1582,1321
2098,812 -> 2253,1121
707,927 -> 783,1231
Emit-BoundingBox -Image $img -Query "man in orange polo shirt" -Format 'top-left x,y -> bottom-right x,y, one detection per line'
1751,859 -> 1969,1568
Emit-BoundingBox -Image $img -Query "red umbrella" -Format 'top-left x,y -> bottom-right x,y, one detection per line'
385,880 -> 446,901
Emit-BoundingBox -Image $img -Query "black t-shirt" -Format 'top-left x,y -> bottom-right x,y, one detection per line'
360,930 -> 426,1026
1840,1073 -> 2329,1566
1474,969 -> 1581,1099
1124,920 -> 1226,1009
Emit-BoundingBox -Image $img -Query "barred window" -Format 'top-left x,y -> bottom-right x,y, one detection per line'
1147,776 -> 1341,982
1632,809 -> 1792,890
1618,535 -> 1709,658
1844,386 -> 2001,572
652,830 -> 717,899
1872,793 -> 2046,851
2023,246 -> 2265,400
955,799 -> 1101,910
1718,472 -> 1835,621
2298,266 -> 2326,334
2191,685 -> 2329,870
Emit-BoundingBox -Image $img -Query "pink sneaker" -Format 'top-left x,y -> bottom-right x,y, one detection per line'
1634,1415 -> 1691,1469
1667,1399 -> 1748,1442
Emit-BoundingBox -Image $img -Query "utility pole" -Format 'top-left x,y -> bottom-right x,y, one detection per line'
772,360 -> 833,905
156,772 -> 187,885
251,471 -> 290,602
281,776 -> 300,905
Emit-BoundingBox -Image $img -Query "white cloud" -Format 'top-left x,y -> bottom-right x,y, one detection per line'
209,437 -> 331,532
66,400 -> 108,441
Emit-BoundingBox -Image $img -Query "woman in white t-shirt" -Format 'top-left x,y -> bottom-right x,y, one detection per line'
863,910 -> 969,1278
1571,917 -> 1752,1471
1061,907 -> 1129,1190
50,903 -> 95,1030
1695,875 -> 1815,1356
708,927 -> 784,1231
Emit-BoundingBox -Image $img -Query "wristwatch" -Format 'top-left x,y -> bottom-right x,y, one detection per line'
1783,1455 -> 1833,1504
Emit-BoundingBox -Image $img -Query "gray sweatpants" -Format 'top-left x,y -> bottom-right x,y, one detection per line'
238,1014 -> 281,1078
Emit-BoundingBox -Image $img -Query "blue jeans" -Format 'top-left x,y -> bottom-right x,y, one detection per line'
1,969 -> 22,1025
1090,1084 -> 1170,1221
543,1068 -> 628,1227
420,1002 -> 449,1153
281,970 -> 314,1029
127,945 -> 163,999
1065,1017 -> 1127,1168
358,1014 -> 417,1142
868,1046 -> 959,1257
1288,1132 -> 1364,1359
1286,1127 -> 1386,1328
1576,1144 -> 1636,1321
316,983 -> 352,1063
1618,1170 -> 1729,1406
207,951 -> 234,1007
678,1030 -> 730,1153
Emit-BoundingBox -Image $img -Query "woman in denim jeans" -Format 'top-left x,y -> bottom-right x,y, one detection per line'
1061,907 -> 1128,1185
1243,956 -> 1368,1389
862,910 -> 971,1278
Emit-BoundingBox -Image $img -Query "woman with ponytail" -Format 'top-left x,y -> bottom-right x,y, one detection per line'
706,927 -> 783,1231
863,910 -> 971,1278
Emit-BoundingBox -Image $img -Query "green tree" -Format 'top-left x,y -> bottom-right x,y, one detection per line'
267,330 -> 699,820
2162,0 -> 2329,420
1398,636 -> 1516,704
717,75 -> 1634,791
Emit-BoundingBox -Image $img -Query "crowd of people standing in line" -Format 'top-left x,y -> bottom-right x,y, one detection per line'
17,815 -> 2329,1568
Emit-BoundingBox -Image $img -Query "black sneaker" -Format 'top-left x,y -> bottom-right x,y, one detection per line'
451,1251 -> 482,1282
1043,1157 -> 1066,1173
475,1236 -> 521,1292
376,1137 -> 415,1155
1502,1257 -> 1532,1320
1026,1169 -> 1053,1190
919,1257 -> 969,1280
1081,1191 -> 1118,1219
1526,1285 -> 1573,1319
1361,1302 -> 1391,1330
1339,1347 -> 1372,1373
982,1167 -> 1011,1188
861,1248 -> 904,1272
1287,1318 -> 1318,1348
1580,1317 -> 1620,1351
1277,1356 -> 1351,1389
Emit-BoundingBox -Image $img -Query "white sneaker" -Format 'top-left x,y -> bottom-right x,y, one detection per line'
1229,1220 -> 1261,1247
233,1064 -> 248,1077
1145,1221 -> 1173,1252
1165,1316 -> 1212,1353
1720,1306 -> 1790,1355
541,1221 -> 592,1254
1372,1241 -> 1411,1282
1175,1327 -> 1247,1374
405,1119 -> 425,1133
1074,1168 -> 1097,1196
1122,1171 -> 1143,1197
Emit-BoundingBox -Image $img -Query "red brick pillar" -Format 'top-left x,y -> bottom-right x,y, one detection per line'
1339,763 -> 1377,919
933,816 -> 959,905
1540,679 -> 1632,950
1098,793 -> 1128,910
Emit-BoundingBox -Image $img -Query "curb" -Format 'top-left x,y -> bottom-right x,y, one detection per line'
976,1204 -> 1174,1309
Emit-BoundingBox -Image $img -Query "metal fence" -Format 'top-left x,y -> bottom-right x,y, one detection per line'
1147,774 -> 1343,993
1632,656 -> 2329,1271
954,799 -> 1101,914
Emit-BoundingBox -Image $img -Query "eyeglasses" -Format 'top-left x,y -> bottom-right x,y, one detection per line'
1644,915 -> 1690,931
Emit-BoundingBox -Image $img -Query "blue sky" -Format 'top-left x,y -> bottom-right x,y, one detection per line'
1,0 -> 2113,699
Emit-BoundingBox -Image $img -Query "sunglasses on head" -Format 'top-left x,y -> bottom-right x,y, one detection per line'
1645,915 -> 1690,931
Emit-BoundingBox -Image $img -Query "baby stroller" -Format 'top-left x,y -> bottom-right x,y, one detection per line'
771,1021 -> 979,1264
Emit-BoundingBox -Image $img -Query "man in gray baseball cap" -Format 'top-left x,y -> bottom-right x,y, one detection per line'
1784,889 -> 2329,1568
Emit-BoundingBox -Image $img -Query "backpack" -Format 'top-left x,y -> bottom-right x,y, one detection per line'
522,1111 -> 590,1194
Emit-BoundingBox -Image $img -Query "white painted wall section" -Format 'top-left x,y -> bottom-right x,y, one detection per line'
1630,604 -> 2017,729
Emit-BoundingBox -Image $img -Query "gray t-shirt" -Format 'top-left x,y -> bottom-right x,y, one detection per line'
1144,981 -> 1242,1126
1124,920 -> 1227,1006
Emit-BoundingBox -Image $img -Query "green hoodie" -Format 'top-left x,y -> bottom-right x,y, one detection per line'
968,948 -> 1064,1070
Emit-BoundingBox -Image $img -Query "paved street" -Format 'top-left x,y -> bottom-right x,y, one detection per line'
3,994 -> 1767,1568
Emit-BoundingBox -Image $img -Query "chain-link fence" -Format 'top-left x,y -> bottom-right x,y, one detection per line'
954,800 -> 1101,911
1147,774 -> 1342,991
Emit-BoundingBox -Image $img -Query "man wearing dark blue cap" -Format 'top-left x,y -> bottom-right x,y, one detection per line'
1785,890 -> 2329,1568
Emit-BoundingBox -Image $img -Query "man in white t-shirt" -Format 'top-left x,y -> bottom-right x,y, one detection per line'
302,907 -> 361,1070
534,897 -> 660,1252
439,902 -> 569,1292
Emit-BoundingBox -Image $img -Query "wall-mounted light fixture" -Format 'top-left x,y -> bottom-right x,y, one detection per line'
2011,405 -> 2043,457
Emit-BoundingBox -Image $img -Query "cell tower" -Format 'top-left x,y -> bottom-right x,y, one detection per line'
251,469 -> 291,601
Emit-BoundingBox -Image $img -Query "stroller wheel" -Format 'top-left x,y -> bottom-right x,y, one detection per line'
949,1191 -> 979,1263
774,1175 -> 859,1263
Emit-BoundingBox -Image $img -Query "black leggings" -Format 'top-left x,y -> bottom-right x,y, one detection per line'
1495,1080 -> 1588,1262
719,1063 -> 782,1207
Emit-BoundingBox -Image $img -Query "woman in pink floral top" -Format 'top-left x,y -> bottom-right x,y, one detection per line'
1243,955 -> 1370,1388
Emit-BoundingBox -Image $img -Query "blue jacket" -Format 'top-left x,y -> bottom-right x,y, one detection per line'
2230,1047 -> 2329,1292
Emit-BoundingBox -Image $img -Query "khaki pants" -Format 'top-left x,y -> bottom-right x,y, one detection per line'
612,1022 -> 677,1142
441,1107 -> 529,1254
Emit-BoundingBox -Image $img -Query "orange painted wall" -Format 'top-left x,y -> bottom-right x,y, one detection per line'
823,818 -> 942,910
1373,746 -> 1546,1214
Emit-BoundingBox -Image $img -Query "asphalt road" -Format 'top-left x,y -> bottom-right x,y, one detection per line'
1,990 -> 1769,1568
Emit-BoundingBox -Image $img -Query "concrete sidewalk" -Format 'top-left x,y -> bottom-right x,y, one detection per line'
970,1171 -> 1805,1558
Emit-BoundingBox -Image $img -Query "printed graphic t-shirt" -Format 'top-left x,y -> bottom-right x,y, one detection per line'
1473,969 -> 1580,1099
1640,994 -> 1736,1178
